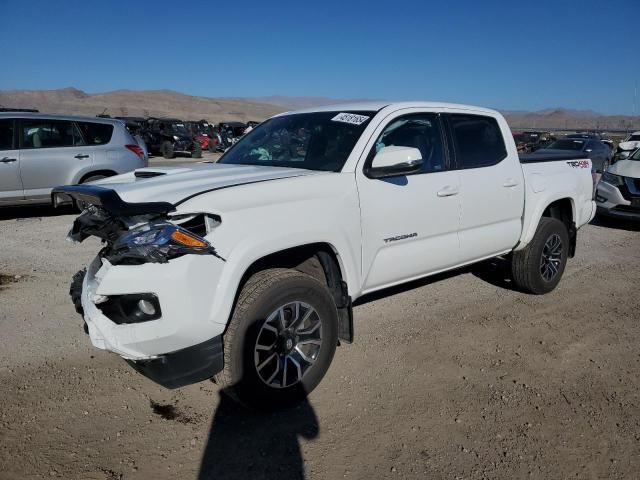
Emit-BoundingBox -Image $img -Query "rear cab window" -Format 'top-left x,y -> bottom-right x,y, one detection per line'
76,122 -> 114,145
447,114 -> 507,169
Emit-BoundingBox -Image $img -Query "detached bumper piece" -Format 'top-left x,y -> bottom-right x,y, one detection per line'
126,336 -> 224,389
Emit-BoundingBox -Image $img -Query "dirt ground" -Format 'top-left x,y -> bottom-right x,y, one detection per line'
1,191 -> 639,479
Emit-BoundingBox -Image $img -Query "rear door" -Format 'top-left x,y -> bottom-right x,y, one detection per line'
18,118 -> 93,201
0,118 -> 24,203
445,113 -> 524,263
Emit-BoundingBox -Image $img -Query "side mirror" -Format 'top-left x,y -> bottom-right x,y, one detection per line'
368,146 -> 423,179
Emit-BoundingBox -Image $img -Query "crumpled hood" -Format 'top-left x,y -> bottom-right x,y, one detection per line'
92,163 -> 323,205
608,159 -> 640,178
618,140 -> 640,151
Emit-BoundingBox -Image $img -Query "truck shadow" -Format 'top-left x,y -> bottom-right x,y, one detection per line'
198,391 -> 318,480
355,257 -> 519,307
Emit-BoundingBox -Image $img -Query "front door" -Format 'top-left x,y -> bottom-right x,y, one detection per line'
357,111 -> 461,293
18,119 -> 92,201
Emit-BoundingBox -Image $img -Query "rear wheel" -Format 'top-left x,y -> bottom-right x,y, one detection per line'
162,141 -> 175,159
214,268 -> 338,409
511,217 -> 569,294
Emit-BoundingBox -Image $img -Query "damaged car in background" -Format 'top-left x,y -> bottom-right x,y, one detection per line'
596,146 -> 640,220
54,102 -> 596,408
614,131 -> 640,162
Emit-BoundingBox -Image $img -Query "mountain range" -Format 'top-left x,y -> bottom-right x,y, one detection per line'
1,88 -> 638,131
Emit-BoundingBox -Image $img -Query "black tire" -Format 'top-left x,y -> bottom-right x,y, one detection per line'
80,174 -> 108,184
215,268 -> 338,409
162,141 -> 175,159
191,143 -> 202,159
511,217 -> 569,295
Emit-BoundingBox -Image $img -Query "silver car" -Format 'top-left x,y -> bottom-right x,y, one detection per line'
0,113 -> 147,206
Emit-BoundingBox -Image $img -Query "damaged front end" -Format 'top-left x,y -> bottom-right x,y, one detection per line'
54,184 -> 227,387
53,185 -> 223,265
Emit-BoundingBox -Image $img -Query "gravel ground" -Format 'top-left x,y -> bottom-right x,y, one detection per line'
0,195 -> 639,480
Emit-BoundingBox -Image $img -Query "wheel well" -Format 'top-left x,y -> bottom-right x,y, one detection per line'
238,243 -> 353,343
541,198 -> 577,257
79,170 -> 117,183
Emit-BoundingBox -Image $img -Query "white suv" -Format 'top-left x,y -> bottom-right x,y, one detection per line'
596,148 -> 640,219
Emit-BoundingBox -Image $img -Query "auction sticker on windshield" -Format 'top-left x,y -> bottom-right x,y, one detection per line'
331,113 -> 370,125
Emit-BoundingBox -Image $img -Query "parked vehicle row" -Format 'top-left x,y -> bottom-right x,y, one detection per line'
513,130 -> 615,173
111,116 -> 258,158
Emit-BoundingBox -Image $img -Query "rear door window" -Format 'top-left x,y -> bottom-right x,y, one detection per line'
0,119 -> 14,150
21,119 -> 84,148
76,122 -> 114,145
447,114 -> 507,169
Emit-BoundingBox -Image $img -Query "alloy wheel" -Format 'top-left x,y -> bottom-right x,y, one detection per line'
540,233 -> 563,282
253,301 -> 323,389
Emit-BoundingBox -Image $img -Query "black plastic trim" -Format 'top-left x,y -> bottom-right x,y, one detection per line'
52,184 -> 175,216
126,336 -> 224,389
519,152 -> 587,163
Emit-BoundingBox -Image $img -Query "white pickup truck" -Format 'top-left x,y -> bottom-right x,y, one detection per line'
54,102 -> 596,407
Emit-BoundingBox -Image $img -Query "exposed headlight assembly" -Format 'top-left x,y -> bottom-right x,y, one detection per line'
601,172 -> 624,187
108,222 -> 223,265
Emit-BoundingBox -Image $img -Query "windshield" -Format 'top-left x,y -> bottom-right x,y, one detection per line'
630,148 -> 640,161
217,111 -> 375,171
166,122 -> 189,135
546,139 -> 585,151
627,134 -> 640,141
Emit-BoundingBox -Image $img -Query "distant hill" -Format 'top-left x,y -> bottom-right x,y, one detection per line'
503,108 -> 640,131
228,96 -> 374,110
0,88 -> 284,123
0,88 -> 638,131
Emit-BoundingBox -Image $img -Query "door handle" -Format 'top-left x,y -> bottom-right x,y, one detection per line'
74,154 -> 90,159
437,186 -> 459,197
0,156 -> 17,163
503,178 -> 519,187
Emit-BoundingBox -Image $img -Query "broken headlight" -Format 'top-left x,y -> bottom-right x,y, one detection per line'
108,222 -> 219,265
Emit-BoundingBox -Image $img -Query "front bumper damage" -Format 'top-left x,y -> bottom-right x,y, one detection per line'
54,184 -> 226,388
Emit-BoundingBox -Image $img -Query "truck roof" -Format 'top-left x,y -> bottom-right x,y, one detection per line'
279,101 -> 501,116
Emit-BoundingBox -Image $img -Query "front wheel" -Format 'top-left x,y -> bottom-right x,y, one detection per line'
511,217 -> 569,294
191,143 -> 202,159
215,268 -> 338,409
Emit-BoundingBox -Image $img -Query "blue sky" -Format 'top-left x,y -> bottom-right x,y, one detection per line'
1,0 -> 638,114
